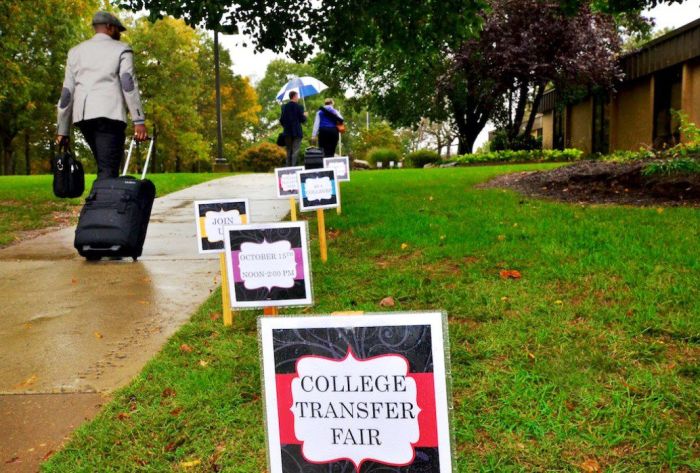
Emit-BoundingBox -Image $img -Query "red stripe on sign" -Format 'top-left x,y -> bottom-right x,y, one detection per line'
407,373 -> 438,447
276,374 -> 299,444
275,373 -> 438,447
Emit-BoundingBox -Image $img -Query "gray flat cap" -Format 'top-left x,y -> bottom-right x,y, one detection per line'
92,11 -> 126,32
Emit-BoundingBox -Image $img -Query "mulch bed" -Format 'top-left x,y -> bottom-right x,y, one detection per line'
479,160 -> 700,206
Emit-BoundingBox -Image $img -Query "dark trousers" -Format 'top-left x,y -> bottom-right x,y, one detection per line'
77,118 -> 126,180
285,135 -> 302,166
318,127 -> 339,157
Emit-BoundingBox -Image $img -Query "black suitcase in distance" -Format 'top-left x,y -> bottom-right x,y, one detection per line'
304,146 -> 325,169
74,139 -> 156,261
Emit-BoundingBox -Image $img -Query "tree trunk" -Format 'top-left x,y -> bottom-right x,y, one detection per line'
2,136 -> 14,175
509,81 -> 529,140
25,131 -> 31,175
522,81 -> 546,139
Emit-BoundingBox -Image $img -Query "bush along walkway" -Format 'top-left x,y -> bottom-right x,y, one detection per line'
0,174 -> 288,472
42,165 -> 700,472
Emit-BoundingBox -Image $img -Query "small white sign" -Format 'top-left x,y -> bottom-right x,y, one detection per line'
274,166 -> 304,198
376,162 -> 383,169
297,169 -> 339,211
194,199 -> 249,254
224,221 -> 312,308
323,156 -> 350,182
389,161 -> 395,168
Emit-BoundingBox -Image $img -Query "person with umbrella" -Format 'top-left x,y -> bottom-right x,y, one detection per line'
312,98 -> 344,157
279,90 -> 307,166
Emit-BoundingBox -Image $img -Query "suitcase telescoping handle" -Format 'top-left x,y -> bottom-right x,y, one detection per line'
123,138 -> 154,179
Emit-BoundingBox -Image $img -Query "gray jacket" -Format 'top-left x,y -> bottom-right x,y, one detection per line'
57,33 -> 145,135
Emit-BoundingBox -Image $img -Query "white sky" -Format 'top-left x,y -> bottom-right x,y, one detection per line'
218,1 -> 700,150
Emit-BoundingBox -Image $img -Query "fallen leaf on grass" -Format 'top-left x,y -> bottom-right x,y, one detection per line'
180,459 -> 201,468
199,360 -> 209,367
162,387 -> 177,398
117,412 -> 130,421
179,344 -> 193,353
400,243 -> 409,250
328,228 -> 341,239
379,296 -> 395,307
497,234 -> 506,241
580,459 -> 601,472
170,407 -> 183,416
41,451 -> 55,461
210,312 -> 221,321
555,300 -> 563,305
656,207 -> 664,214
527,352 -> 536,360
499,269 -> 522,280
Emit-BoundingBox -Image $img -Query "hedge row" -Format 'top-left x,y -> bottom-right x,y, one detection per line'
450,148 -> 583,165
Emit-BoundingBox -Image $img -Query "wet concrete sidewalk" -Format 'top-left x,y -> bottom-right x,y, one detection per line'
0,174 -> 288,471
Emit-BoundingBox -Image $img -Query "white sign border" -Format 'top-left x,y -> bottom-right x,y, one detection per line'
193,198 -> 250,254
297,168 -> 340,211
274,166 -> 305,199
223,221 -> 313,309
258,311 -> 453,473
323,156 -> 351,182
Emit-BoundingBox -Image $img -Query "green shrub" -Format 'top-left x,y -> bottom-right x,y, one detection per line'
450,148 -> 583,165
491,130 -> 543,151
405,150 -> 440,168
234,142 -> 286,172
642,158 -> 700,176
367,147 -> 400,168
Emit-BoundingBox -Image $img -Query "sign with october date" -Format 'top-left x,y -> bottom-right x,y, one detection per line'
297,168 -> 339,211
194,199 -> 249,254
223,222 -> 312,308
259,312 -> 452,473
323,156 -> 350,182
275,166 -> 304,198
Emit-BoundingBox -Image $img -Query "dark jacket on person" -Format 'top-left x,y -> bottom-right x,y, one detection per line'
279,101 -> 307,138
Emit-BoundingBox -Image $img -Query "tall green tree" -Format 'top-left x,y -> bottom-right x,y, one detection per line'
0,0 -> 97,175
126,16 -> 260,172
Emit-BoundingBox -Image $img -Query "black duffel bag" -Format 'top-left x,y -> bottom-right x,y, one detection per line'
52,144 -> 84,198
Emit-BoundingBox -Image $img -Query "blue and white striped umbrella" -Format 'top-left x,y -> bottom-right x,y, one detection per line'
276,76 -> 328,102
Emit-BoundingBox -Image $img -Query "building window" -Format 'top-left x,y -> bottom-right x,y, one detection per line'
653,65 -> 682,149
592,93 -> 610,154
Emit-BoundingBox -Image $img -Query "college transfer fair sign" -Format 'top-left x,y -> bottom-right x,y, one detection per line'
223,221 -> 313,309
194,199 -> 249,253
259,312 -> 453,472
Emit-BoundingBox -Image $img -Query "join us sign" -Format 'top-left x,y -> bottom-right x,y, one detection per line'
194,199 -> 249,253
259,312 -> 452,472
224,221 -> 312,308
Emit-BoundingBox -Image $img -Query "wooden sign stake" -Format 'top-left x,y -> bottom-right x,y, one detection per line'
219,253 -> 234,326
317,208 -> 328,263
289,196 -> 297,221
263,307 -> 279,316
336,183 -> 342,215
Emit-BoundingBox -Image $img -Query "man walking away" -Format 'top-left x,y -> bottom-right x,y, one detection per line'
279,91 -> 307,166
56,11 -> 148,180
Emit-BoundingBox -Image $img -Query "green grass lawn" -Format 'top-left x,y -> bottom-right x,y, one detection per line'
42,165 -> 699,472
0,173 -> 233,246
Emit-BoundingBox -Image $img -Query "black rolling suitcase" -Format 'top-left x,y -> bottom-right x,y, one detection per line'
74,139 -> 156,261
304,146 -> 325,169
